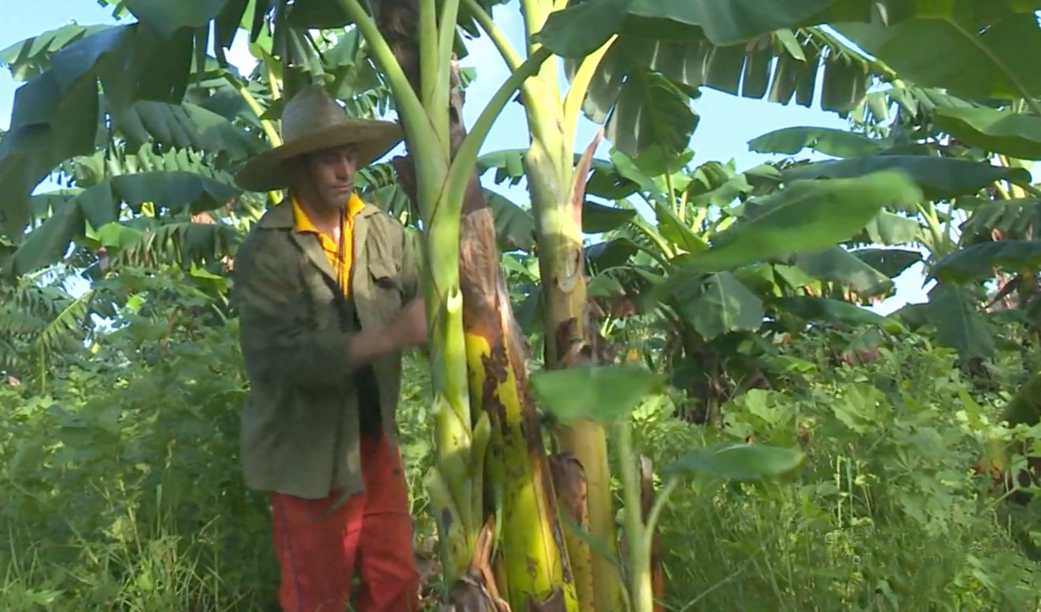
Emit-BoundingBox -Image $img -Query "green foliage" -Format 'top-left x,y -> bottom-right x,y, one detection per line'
934,107 -> 1041,161
664,443 -> 805,482
10,1 -> 1041,610
0,268 -> 438,611
631,334 -> 1041,610
782,156 -> 1031,202
932,240 -> 1041,284
6,172 -> 242,277
5,265 -> 1041,611
835,10 -> 1041,102
749,126 -> 888,158
677,169 -> 922,273
532,362 -> 664,422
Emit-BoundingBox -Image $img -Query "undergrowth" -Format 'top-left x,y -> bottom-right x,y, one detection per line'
4,310 -> 1041,611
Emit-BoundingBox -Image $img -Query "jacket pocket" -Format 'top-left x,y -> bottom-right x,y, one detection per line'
368,260 -> 403,318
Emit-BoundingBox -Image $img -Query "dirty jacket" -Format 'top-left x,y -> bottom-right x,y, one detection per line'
232,198 -> 420,500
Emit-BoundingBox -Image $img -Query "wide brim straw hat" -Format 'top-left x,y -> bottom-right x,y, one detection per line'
234,83 -> 403,193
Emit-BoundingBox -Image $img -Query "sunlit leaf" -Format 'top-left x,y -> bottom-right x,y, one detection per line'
748,126 -> 886,158
679,170 -> 922,274
665,443 -> 805,482
530,362 -> 665,422
934,106 -> 1041,160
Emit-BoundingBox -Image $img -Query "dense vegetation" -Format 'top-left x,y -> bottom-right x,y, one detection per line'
6,269 -> 1041,610
7,1 -> 1041,611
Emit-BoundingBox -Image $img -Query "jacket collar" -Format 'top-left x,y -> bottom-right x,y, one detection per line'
257,197 -> 379,230
256,197 -> 380,288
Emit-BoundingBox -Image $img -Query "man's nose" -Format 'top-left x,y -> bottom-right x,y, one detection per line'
334,154 -> 354,177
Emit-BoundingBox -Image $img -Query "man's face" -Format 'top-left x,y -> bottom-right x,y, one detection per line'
298,144 -> 359,210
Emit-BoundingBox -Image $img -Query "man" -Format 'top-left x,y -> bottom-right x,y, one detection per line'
232,83 -> 428,612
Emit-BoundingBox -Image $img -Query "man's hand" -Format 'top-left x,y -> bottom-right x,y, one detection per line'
390,297 -> 428,349
346,298 -> 428,367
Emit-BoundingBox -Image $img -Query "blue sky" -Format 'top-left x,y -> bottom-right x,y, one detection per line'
1,0 -> 934,313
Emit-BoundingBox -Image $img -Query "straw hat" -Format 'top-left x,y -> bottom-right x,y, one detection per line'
234,83 -> 403,192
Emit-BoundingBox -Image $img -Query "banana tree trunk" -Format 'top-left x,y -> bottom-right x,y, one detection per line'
459,201 -> 578,611
366,0 -> 578,608
550,452 -> 594,610
445,2 -> 622,606
527,118 -> 622,612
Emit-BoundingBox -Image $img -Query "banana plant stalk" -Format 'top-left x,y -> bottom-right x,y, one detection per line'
334,0 -> 578,608
462,2 -> 624,608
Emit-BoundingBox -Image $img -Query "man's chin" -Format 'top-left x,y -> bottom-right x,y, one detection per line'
322,190 -> 353,208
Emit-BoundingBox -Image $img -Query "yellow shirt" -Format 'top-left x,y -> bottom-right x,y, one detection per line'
291,193 -> 366,295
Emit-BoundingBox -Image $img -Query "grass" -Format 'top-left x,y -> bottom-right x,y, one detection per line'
4,322 -> 1041,611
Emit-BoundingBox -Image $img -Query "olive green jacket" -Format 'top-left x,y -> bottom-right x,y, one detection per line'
232,200 -> 420,500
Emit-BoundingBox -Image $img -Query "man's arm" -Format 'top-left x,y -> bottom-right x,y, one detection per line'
233,233 -> 404,389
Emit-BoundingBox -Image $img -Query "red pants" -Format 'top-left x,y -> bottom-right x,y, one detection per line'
269,434 -> 421,612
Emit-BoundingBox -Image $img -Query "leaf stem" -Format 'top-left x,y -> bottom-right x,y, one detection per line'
629,216 -> 674,261
918,200 -> 947,257
520,0 -> 549,57
616,417 -> 653,612
264,59 -> 282,101
643,476 -> 678,547
225,73 -> 281,146
562,36 -> 616,161
520,0 -> 561,100
438,0 -> 462,65
225,72 -> 284,203
464,0 -> 553,149
333,0 -> 449,225
419,0 -> 448,150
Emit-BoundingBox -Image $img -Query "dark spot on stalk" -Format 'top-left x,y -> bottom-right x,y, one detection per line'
441,508 -> 453,532
552,517 -> 572,584
480,342 -> 509,426
553,317 -> 581,366
528,588 -> 567,612
540,459 -> 573,583
371,0 -> 421,93
548,453 -> 586,523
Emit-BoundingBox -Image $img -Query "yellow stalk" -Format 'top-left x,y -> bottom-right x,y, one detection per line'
464,329 -> 580,611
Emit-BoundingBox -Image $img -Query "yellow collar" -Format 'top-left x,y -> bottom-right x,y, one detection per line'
291,193 -> 366,234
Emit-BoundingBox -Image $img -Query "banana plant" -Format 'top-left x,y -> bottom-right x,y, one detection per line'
553,146 -> 920,419
0,265 -> 115,385
1,4 -> 567,607
461,5 -> 900,602
0,11 -> 924,587
530,360 -> 806,612
746,54 -> 1041,368
0,8 -> 403,276
323,0 -> 585,608
6,1 -> 1037,610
